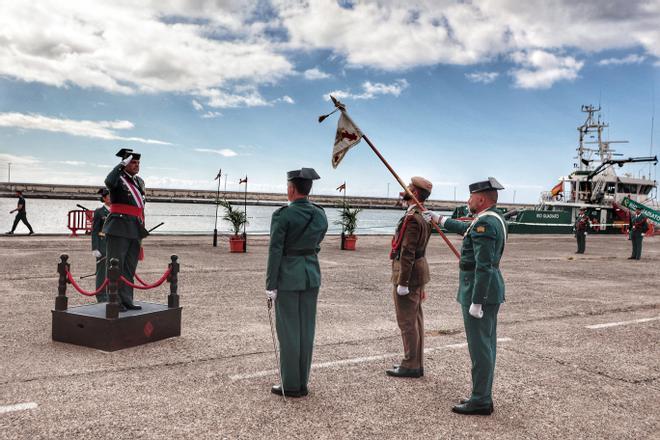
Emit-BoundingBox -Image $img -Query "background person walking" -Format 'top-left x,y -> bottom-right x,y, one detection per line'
6,190 -> 34,235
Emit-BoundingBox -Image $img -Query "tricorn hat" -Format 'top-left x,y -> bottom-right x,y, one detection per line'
287,168 -> 321,181
469,177 -> 504,194
115,148 -> 141,161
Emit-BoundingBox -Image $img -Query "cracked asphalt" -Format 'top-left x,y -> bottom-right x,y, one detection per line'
0,233 -> 658,439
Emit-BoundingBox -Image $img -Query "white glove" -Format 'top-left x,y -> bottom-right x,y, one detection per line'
120,154 -> 133,166
469,303 -> 483,319
92,250 -> 102,258
266,289 -> 277,301
422,210 -> 440,224
396,285 -> 409,296
584,232 -> 588,236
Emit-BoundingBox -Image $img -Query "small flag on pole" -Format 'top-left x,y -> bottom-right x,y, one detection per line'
239,176 -> 248,184
336,182 -> 346,192
332,112 -> 363,168
550,181 -> 563,197
214,169 -> 222,180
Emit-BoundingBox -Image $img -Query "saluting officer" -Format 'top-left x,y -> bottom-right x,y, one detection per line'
91,188 -> 111,302
629,207 -> 649,260
265,168 -> 328,398
573,208 -> 589,254
103,149 -> 148,311
386,177 -> 433,379
424,177 -> 507,416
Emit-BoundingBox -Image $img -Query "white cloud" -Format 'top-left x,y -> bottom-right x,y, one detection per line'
0,112 -> 171,144
510,50 -> 584,89
194,148 -> 238,157
277,95 -> 295,104
56,160 -> 87,166
598,54 -> 647,66
303,68 -> 331,80
201,111 -> 223,119
1,0 -> 659,96
192,99 -> 204,111
325,79 -> 409,100
465,71 -> 499,84
0,1 -> 292,102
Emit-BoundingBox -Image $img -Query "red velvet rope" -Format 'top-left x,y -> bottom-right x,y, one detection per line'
134,272 -> 149,286
66,271 -> 109,296
119,267 -> 171,290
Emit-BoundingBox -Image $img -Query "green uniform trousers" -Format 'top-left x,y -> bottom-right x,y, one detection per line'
95,255 -> 109,302
462,303 -> 500,406
275,287 -> 319,392
576,232 -> 586,254
631,233 -> 643,260
106,235 -> 140,306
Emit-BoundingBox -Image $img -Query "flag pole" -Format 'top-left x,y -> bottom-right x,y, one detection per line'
361,134 -> 460,259
341,182 -> 346,249
243,175 -> 248,253
323,97 -> 460,259
213,169 -> 221,247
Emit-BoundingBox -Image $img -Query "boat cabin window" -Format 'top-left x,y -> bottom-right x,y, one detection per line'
617,183 -> 638,194
639,185 -> 653,195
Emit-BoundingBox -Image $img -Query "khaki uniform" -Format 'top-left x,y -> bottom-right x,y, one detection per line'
391,206 -> 431,369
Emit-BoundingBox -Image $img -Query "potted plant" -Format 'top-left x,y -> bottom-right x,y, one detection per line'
219,200 -> 248,252
336,203 -> 361,250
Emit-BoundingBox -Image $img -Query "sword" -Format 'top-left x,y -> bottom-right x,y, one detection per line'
80,256 -> 107,279
267,298 -> 286,401
148,222 -> 165,233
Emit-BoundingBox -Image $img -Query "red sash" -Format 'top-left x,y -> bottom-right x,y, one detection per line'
390,214 -> 413,259
110,204 -> 146,260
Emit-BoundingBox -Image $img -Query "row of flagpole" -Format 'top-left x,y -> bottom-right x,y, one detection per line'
213,169 -> 248,248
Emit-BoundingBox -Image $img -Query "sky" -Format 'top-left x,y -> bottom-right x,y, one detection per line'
0,0 -> 659,203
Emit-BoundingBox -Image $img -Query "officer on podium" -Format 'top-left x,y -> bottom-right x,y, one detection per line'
103,148 -> 148,311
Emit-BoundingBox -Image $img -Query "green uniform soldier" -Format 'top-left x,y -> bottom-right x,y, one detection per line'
266,168 -> 328,398
424,177 -> 507,416
573,209 -> 589,254
386,177 -> 433,378
629,207 -> 649,260
103,148 -> 148,312
6,190 -> 34,235
91,188 -> 111,302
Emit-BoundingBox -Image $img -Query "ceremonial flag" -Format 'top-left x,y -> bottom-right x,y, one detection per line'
332,112 -> 363,168
214,169 -> 222,180
239,176 -> 248,184
336,182 -> 346,192
550,181 -> 563,197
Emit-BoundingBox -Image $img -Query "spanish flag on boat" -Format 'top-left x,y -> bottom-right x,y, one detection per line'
550,181 -> 563,197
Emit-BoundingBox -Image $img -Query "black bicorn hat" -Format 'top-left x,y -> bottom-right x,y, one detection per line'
97,188 -> 109,197
469,177 -> 505,194
115,148 -> 141,160
287,167 -> 321,181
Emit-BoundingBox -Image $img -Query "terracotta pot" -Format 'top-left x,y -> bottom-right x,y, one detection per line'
229,236 -> 245,253
343,235 -> 357,250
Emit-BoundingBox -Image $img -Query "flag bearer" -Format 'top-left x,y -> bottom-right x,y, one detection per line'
386,177 -> 433,379
423,177 -> 507,416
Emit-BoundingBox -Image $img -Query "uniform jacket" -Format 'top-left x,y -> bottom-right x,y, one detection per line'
91,205 -> 109,255
391,207 -> 431,287
574,215 -> 589,234
102,164 -> 147,240
266,198 -> 328,291
631,214 -> 649,235
17,196 -> 26,213
444,206 -> 507,305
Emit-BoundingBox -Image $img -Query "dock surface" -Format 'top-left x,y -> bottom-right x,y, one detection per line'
0,234 -> 658,439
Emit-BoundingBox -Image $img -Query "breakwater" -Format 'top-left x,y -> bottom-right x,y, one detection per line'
0,182 -> 533,211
